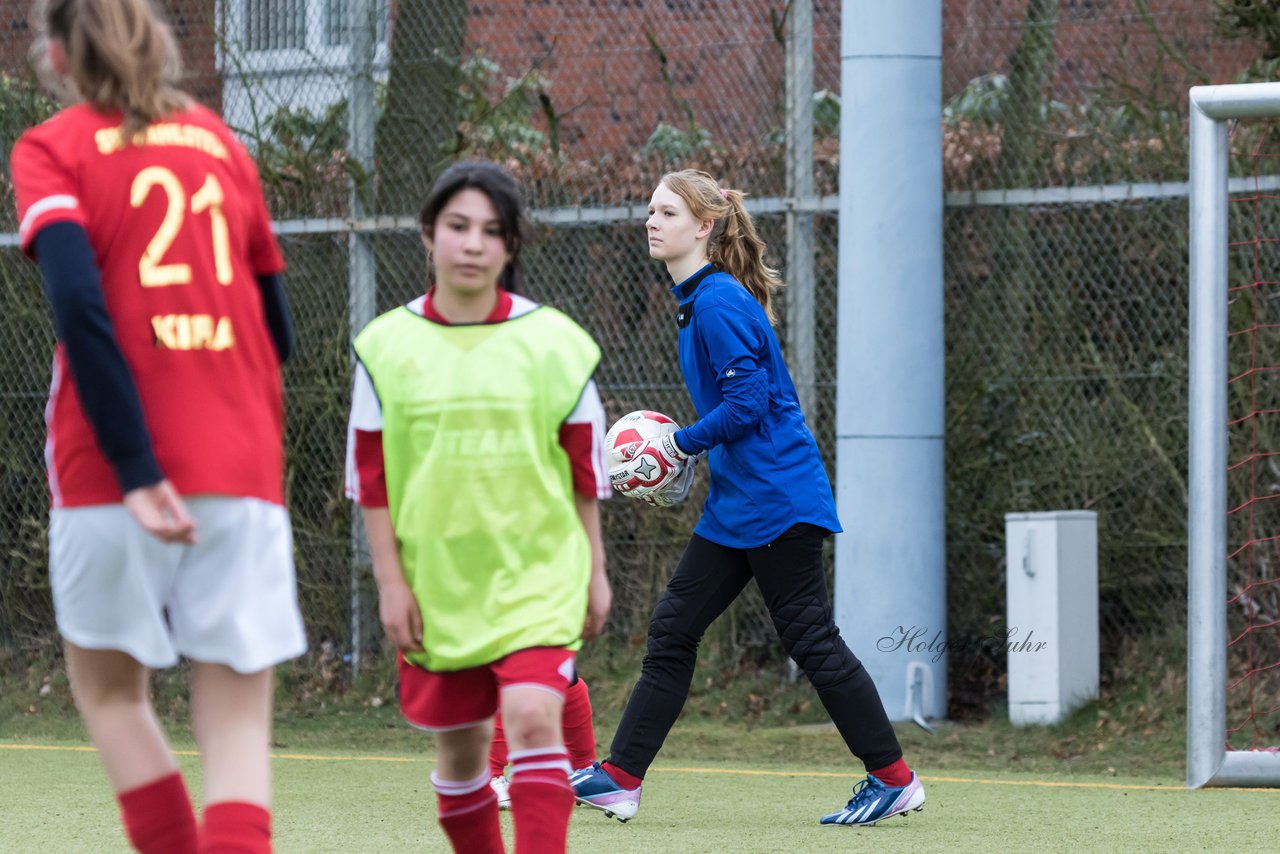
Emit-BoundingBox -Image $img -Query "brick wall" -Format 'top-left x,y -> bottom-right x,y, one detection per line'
0,1 -> 1262,155
463,0 -> 791,152
944,0 -> 1256,103
0,3 -> 37,82
0,0 -> 219,111
161,0 -> 221,111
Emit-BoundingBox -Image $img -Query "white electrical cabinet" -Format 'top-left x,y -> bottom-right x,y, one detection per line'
1004,510 -> 1099,725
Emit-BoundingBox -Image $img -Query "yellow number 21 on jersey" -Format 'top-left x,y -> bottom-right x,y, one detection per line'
130,166 -> 233,288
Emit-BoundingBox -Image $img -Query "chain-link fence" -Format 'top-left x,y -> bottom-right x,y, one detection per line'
0,1 -> 1273,716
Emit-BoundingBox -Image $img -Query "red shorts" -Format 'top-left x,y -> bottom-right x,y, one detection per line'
398,647 -> 577,731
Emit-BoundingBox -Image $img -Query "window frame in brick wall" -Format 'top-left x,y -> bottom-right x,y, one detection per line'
220,0 -> 389,74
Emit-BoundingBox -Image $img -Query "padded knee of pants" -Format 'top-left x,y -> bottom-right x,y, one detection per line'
644,594 -> 701,660
771,594 -> 860,691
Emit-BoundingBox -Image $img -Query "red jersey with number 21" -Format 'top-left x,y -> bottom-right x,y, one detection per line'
11,103 -> 286,507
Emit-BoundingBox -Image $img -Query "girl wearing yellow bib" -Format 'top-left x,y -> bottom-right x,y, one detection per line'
346,161 -> 611,854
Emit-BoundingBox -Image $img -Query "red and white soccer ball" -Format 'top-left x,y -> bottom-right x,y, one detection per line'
606,410 -> 679,496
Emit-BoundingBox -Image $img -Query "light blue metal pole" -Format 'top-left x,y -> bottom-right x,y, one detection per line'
835,0 -> 945,723
1186,87 -> 1228,791
348,0 -> 377,680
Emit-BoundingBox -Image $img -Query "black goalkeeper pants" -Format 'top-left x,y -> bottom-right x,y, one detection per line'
607,523 -> 903,779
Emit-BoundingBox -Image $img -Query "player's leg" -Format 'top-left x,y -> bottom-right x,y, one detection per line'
189,663 -> 274,852
749,523 -> 901,765
398,657 -> 504,854
748,523 -> 924,826
561,676 -> 597,770
52,506 -> 196,854
574,535 -> 750,819
497,649 -> 575,854
489,710 -> 512,808
168,497 -> 306,852
498,674 -> 592,814
436,719 -> 496,783
65,644 -> 198,854
64,644 -> 176,794
434,720 -> 505,854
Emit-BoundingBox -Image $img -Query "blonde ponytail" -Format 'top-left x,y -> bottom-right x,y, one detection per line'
659,169 -> 784,324
36,0 -> 189,137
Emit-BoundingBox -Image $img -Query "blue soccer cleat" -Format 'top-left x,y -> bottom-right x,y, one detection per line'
819,771 -> 926,827
570,762 -> 641,822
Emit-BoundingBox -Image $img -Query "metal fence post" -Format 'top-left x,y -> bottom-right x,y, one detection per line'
784,0 -> 816,684
348,0 -> 377,680
786,0 -> 816,422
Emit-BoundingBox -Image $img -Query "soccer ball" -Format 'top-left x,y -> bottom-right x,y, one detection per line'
606,410 -> 679,495
606,410 -> 678,450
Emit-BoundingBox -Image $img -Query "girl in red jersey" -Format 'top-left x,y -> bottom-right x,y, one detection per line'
10,2 -> 305,852
346,160 -> 611,854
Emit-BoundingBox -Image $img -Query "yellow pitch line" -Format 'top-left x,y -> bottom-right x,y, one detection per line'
5,744 -> 1276,792
271,753 -> 418,763
655,766 -> 1183,791
0,743 -> 419,763
656,767 -> 1274,792
922,774 -> 1180,791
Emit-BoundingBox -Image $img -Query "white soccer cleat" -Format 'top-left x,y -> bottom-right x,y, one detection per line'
490,775 -> 511,810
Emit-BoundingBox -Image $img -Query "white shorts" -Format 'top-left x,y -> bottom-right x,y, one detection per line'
49,497 -> 307,673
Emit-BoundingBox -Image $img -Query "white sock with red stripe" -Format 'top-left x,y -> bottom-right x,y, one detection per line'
431,769 -> 505,854
508,746 -> 573,854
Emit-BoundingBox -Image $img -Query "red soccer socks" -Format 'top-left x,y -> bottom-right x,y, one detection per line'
116,772 -> 198,854
199,801 -> 271,854
869,757 -> 913,788
599,760 -> 643,791
433,770 -> 505,854
508,747 -> 574,854
561,678 -> 597,770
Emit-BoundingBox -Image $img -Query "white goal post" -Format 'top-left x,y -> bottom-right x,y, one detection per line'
1188,81 -> 1280,789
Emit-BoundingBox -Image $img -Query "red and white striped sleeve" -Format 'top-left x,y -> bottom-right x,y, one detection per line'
560,379 -> 610,500
11,129 -> 88,258
345,361 -> 387,507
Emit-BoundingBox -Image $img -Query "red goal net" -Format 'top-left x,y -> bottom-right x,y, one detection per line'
1225,121 -> 1280,751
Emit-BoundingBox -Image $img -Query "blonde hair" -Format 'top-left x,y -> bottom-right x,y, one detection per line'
659,169 -> 784,325
34,0 -> 189,137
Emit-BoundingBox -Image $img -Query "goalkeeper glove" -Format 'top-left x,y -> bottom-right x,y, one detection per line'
641,453 -> 698,507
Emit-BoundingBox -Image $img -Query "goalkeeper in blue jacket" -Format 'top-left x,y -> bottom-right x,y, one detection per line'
571,169 -> 926,828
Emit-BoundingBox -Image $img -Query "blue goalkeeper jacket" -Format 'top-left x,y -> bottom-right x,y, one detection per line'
671,264 -> 841,548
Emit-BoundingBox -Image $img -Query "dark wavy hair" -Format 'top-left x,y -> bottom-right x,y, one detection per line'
419,160 -> 530,293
